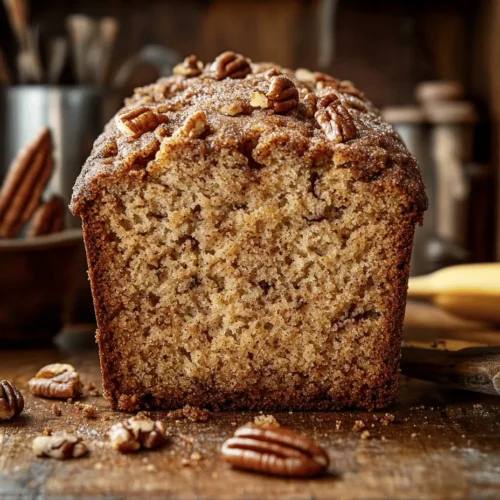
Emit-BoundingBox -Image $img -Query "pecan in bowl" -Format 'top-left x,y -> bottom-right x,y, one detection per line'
221,423 -> 329,478
28,363 -> 82,399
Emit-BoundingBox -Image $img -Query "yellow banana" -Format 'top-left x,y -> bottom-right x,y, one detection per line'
408,263 -> 500,324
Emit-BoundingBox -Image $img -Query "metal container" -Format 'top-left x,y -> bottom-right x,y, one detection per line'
0,85 -> 119,227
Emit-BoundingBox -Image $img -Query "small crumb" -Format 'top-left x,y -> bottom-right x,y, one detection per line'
473,404 -> 483,409
181,458 -> 190,467
377,413 -> 395,426
462,434 -> 466,438
66,398 -> 73,404
167,405 -> 210,423
352,420 -> 365,432
360,430 -> 371,440
94,462 -> 104,470
381,436 -> 387,441
335,420 -> 342,431
179,434 -> 194,446
231,422 -> 237,426
411,433 -> 417,438
51,404 -> 62,416
211,472 -> 219,479
74,402 -> 98,419
288,411 -> 293,415
146,464 -> 156,472
42,427 -> 52,436
254,414 -> 280,427
190,451 -> 203,461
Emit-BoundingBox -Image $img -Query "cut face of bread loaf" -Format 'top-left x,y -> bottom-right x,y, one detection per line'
71,54 -> 427,411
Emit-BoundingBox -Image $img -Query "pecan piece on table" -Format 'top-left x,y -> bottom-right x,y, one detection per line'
0,380 -> 24,420
211,51 -> 251,80
173,55 -> 204,77
28,363 -> 82,399
115,105 -> 168,138
33,432 -> 87,459
221,423 -> 329,478
315,94 -> 357,143
109,416 -> 168,453
266,75 -> 299,114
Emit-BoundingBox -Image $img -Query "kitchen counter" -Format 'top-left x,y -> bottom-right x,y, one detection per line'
1,301 -> 499,500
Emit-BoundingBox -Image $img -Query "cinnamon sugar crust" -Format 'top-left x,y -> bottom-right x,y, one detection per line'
71,54 -> 427,411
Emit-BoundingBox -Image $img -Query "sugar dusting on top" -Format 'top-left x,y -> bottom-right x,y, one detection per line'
70,53 -> 427,216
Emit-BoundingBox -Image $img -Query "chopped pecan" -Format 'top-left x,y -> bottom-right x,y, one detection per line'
315,94 -> 357,143
221,423 -> 329,478
115,105 -> 168,138
174,110 -> 207,138
0,380 -> 24,420
109,416 -> 167,453
302,92 -> 318,117
250,91 -> 269,109
266,75 -> 299,114
33,432 -> 87,459
173,55 -> 204,77
28,363 -> 82,399
211,51 -> 251,80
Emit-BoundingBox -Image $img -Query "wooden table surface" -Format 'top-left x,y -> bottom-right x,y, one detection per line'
1,301 -> 500,500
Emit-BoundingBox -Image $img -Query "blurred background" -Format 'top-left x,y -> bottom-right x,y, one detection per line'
0,0 -> 499,342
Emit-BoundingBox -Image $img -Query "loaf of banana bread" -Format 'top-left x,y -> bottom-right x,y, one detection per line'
71,52 -> 427,411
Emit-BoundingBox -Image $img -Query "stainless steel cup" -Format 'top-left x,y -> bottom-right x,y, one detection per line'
0,85 -> 120,227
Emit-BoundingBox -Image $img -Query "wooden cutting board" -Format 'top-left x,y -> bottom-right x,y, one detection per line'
1,301 -> 500,500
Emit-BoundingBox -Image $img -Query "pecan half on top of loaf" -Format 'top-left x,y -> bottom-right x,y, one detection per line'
33,432 -> 88,459
173,55 -> 204,77
315,94 -> 357,143
221,423 -> 329,478
0,380 -> 24,420
211,51 -> 251,80
115,105 -> 169,138
251,73 -> 299,114
109,416 -> 168,453
28,363 -> 82,399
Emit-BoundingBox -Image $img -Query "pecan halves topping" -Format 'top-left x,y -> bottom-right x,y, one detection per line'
109,416 -> 168,453
115,105 -> 169,138
173,55 -> 204,77
266,75 -> 299,114
221,424 -> 329,478
174,110 -> 208,139
33,433 -> 88,459
28,363 -> 82,399
315,94 -> 357,143
0,380 -> 24,420
211,51 -> 251,80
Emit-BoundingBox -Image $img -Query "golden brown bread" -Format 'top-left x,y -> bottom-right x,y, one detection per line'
71,53 -> 427,411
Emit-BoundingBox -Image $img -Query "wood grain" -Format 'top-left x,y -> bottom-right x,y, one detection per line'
0,302 -> 500,499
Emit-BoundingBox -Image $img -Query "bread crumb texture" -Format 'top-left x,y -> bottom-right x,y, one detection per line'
71,53 -> 427,411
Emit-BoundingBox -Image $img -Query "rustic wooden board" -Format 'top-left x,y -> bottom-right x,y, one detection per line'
1,302 -> 500,500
